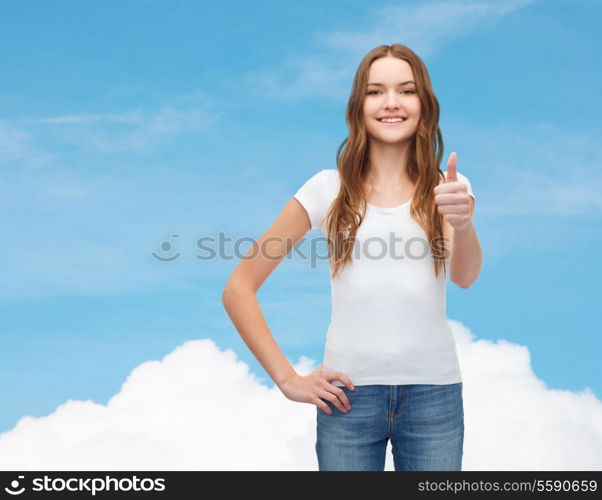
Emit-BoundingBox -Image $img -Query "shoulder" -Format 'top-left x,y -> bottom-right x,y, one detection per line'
296,168 -> 340,196
293,169 -> 340,231
309,168 -> 339,185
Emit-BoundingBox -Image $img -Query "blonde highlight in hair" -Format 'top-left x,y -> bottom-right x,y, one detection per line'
325,43 -> 448,279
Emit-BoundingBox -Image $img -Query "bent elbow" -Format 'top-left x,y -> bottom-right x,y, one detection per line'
221,281 -> 236,308
451,275 -> 470,289
222,282 -> 238,302
222,279 -> 255,308
454,277 -> 476,289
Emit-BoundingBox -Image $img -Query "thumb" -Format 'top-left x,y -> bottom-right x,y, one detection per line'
446,152 -> 458,182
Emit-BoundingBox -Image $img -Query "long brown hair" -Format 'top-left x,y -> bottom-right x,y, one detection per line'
325,43 -> 448,280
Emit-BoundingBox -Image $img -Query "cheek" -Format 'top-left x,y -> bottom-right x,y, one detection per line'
411,99 -> 421,116
363,106 -> 377,126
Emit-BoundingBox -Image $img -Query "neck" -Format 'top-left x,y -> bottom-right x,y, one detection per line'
365,141 -> 412,187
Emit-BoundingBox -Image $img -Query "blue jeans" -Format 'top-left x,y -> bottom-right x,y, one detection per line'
315,383 -> 464,471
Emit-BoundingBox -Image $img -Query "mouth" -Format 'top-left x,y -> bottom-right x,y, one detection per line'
377,117 -> 407,125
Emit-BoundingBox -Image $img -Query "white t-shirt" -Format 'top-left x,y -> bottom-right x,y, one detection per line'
293,168 -> 475,386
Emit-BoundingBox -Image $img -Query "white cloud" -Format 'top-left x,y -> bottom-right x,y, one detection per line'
0,120 -> 53,166
243,0 -> 534,100
21,105 -> 220,153
455,121 -> 602,217
0,322 -> 600,470
25,111 -> 144,125
319,0 -> 534,55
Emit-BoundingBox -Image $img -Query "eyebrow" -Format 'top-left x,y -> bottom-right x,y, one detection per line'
367,81 -> 415,86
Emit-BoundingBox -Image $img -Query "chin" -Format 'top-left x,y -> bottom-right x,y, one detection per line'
372,133 -> 413,144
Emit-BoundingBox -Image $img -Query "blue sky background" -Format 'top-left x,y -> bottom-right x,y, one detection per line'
1,0 -> 600,434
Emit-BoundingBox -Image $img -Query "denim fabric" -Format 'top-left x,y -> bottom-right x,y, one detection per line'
315,383 -> 464,471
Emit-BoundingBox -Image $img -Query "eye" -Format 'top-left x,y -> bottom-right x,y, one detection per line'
366,89 -> 416,95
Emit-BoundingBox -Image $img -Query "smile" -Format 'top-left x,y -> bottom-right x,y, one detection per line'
378,118 -> 406,124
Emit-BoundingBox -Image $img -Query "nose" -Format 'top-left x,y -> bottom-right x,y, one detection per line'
384,89 -> 402,109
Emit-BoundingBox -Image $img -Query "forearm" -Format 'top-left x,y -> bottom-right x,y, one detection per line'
450,221 -> 482,288
222,283 -> 297,389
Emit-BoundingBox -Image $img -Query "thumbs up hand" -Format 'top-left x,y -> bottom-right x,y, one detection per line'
434,152 -> 472,232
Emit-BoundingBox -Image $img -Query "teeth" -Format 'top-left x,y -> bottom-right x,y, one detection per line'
379,118 -> 405,123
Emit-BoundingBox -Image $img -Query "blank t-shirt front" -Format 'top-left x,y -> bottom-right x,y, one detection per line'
293,168 -> 475,386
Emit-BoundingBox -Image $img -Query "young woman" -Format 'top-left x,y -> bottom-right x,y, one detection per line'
222,43 -> 482,471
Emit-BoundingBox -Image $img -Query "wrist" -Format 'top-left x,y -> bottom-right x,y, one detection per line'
454,220 -> 473,234
276,370 -> 299,390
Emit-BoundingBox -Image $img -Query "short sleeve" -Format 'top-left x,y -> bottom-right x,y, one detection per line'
293,169 -> 333,231
442,170 -> 475,199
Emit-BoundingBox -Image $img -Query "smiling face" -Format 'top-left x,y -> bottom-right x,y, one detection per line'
363,56 -> 421,144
